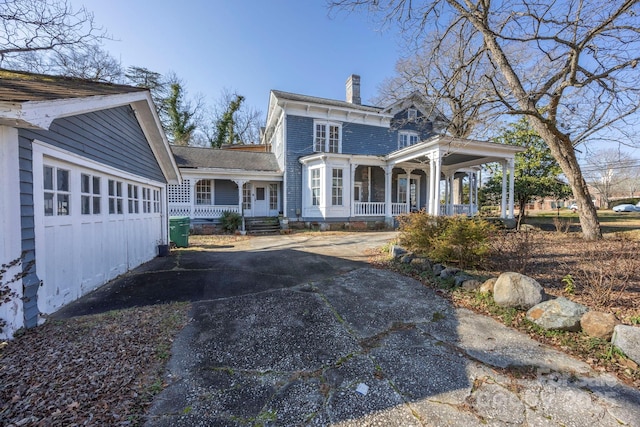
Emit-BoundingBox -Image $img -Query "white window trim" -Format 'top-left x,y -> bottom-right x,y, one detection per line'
195,179 -> 213,205
397,174 -> 421,209
408,108 -> 417,121
398,131 -> 420,149
313,120 -> 342,154
331,168 -> 344,206
310,167 -> 322,207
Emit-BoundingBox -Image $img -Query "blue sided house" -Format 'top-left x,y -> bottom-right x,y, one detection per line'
169,75 -> 521,230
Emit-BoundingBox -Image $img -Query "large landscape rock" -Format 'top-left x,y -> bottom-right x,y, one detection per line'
580,311 -> 619,340
612,325 -> 640,365
526,297 -> 588,331
479,278 -> 497,294
493,272 -> 544,309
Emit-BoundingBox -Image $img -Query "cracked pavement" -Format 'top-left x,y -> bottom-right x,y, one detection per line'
54,232 -> 640,426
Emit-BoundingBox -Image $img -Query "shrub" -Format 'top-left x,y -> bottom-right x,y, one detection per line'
398,212 -> 495,268
220,211 -> 242,232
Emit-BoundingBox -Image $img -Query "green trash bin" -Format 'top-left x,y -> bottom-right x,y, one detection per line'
169,216 -> 190,248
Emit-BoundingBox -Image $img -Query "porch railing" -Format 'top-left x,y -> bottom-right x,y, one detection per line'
169,204 -> 239,218
439,204 -> 476,216
353,202 -> 386,216
391,203 -> 409,216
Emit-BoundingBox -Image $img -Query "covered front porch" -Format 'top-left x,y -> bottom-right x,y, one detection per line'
299,136 -> 522,222
168,175 -> 283,220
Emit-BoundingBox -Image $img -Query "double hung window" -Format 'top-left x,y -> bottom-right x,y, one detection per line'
314,122 -> 341,153
311,169 -> 321,206
332,169 -> 343,206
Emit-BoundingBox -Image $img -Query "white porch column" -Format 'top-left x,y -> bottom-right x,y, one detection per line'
403,168 -> 414,213
421,168 -> 429,211
232,179 -> 247,231
350,163 -> 358,218
430,153 -> 442,216
189,178 -> 196,218
474,172 -> 479,215
445,173 -> 455,215
500,160 -> 508,219
385,165 -> 393,222
508,158 -> 515,219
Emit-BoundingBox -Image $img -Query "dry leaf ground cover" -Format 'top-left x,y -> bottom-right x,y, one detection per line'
0,303 -> 189,426
376,211 -> 640,390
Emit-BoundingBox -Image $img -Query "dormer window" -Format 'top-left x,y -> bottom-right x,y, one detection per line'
399,131 -> 419,149
407,108 -> 417,121
314,121 -> 341,153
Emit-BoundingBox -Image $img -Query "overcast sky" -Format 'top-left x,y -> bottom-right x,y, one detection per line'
72,0 -> 403,114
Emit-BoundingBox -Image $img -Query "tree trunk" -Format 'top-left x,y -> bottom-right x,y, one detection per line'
527,123 -> 602,240
465,21 -> 603,239
517,198 -> 527,230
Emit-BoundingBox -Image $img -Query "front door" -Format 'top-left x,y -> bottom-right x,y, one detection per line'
253,185 -> 268,216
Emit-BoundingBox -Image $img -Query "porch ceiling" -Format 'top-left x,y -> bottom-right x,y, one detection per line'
386,135 -> 524,170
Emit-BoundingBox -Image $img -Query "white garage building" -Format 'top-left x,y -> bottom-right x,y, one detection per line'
0,70 -> 180,338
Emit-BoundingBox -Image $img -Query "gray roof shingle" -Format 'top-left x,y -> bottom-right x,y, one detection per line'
271,90 -> 384,113
171,145 -> 281,172
0,69 -> 146,103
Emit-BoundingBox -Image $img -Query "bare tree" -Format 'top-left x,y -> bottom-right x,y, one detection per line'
52,45 -> 122,82
332,0 -> 640,239
0,0 -> 107,67
376,20 -> 500,138
583,149 -> 639,206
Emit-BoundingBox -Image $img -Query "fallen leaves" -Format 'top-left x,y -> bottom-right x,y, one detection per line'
0,302 -> 189,426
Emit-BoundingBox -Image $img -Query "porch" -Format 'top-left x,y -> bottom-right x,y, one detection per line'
352,202 -> 477,217
168,177 -> 281,220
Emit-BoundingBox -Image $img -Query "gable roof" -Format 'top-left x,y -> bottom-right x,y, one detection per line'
171,145 -> 281,172
0,69 -> 146,102
0,69 -> 180,184
271,90 -> 383,113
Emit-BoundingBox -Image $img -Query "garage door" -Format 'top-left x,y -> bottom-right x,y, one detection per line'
33,150 -> 164,315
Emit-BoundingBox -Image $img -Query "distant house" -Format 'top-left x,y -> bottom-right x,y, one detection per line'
0,70 -> 180,338
169,75 -> 521,228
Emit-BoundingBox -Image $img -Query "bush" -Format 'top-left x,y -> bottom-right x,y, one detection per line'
220,211 -> 242,232
398,212 -> 496,268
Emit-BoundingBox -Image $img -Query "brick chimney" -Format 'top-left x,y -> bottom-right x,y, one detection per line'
346,74 -> 361,104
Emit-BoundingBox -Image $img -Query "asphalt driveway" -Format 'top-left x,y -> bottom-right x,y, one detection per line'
55,232 -> 640,426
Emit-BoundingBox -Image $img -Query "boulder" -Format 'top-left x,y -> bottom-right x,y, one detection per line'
612,325 -> 640,365
410,257 -> 432,271
461,279 -> 482,291
440,267 -> 460,279
526,297 -> 588,331
580,311 -> 619,340
400,253 -> 414,264
479,278 -> 497,294
493,272 -> 544,309
391,245 -> 407,258
432,263 -> 445,276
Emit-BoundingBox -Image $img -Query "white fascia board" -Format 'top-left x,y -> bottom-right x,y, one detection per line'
181,168 -> 283,181
130,97 -> 181,185
0,92 -> 150,129
299,152 -> 387,167
280,101 -> 392,127
0,91 -> 182,185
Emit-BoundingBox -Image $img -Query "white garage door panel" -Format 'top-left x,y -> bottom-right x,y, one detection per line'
106,218 -> 128,279
42,224 -> 75,312
80,221 -> 106,293
34,149 -> 165,316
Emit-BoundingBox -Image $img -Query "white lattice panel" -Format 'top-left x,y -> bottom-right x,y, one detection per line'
168,179 -> 191,203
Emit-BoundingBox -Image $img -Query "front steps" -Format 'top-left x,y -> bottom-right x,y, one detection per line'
245,216 -> 280,235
